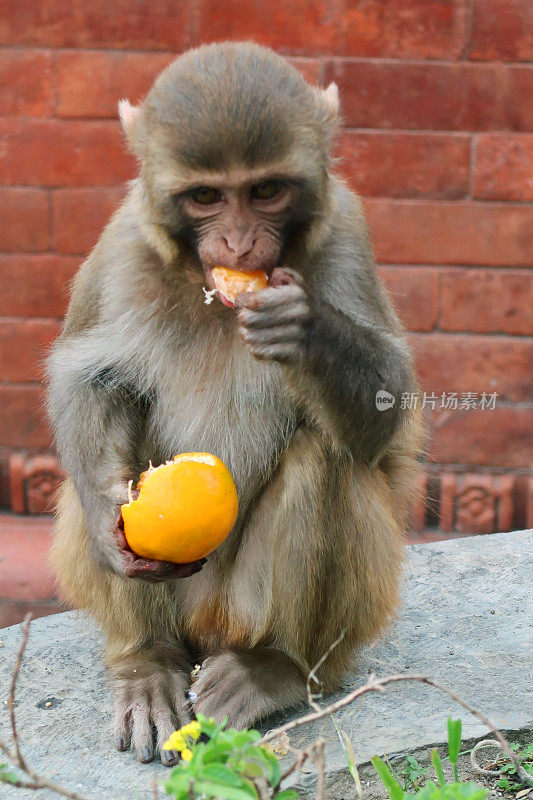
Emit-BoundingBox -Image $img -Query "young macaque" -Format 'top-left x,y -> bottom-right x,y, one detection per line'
47,42 -> 423,766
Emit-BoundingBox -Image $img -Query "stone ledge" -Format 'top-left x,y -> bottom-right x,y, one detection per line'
0,530 -> 531,799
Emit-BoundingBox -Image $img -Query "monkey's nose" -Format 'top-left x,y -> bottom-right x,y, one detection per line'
224,234 -> 256,258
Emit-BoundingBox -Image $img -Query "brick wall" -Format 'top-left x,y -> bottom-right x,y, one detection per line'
0,0 -> 532,535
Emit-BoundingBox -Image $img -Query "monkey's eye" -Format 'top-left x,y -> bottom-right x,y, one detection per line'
191,186 -> 222,205
251,180 -> 283,201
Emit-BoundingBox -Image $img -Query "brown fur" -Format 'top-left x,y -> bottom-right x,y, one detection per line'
48,42 -> 423,762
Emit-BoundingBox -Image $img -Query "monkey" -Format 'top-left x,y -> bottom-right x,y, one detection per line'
47,42 -> 423,766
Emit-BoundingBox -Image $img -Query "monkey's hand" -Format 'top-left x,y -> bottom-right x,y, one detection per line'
236,267 -> 311,363
114,512 -> 205,582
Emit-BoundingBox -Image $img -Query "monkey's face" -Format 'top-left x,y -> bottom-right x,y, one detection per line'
173,169 -> 298,284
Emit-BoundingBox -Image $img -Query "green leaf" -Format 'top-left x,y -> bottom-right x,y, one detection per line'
165,771 -> 192,800
247,746 -> 281,786
371,755 -> 404,800
194,780 -> 258,800
274,791 -> 299,800
0,764 -> 18,785
447,719 -> 462,782
447,719 -> 462,765
200,764 -> 246,786
431,749 -> 446,787
243,761 -> 264,778
232,731 -> 258,749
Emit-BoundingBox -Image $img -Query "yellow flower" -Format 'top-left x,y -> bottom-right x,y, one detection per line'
163,720 -> 201,757
163,731 -> 186,751
177,721 -> 201,740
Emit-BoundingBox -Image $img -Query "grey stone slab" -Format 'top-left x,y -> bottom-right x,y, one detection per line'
0,530 -> 531,799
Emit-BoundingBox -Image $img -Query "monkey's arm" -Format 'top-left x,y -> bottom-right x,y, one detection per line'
47,341 -> 202,581
238,269 -> 413,465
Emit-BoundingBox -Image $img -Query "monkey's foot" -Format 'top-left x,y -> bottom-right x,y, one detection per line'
192,649 -> 306,729
112,666 -> 191,766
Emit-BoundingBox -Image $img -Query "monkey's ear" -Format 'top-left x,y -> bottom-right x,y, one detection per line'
316,82 -> 341,141
118,99 -> 142,154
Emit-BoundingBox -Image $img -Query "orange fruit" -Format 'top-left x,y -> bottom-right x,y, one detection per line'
121,453 -> 238,564
211,267 -> 268,306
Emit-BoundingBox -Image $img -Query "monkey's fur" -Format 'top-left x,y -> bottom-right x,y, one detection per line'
48,42 -> 423,765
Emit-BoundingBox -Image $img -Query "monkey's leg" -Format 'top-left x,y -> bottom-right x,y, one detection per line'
193,427 -> 404,728
191,649 -> 306,728
51,479 -> 193,765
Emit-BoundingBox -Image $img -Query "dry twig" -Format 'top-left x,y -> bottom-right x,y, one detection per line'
0,615 -> 94,800
262,672 -> 533,788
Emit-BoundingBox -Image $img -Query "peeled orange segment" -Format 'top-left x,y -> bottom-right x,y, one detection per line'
211,267 -> 268,306
121,453 -> 238,564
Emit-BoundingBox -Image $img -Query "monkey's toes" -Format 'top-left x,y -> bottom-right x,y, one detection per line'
112,671 -> 191,765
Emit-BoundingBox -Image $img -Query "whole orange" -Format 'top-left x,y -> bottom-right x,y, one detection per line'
121,453 -> 238,564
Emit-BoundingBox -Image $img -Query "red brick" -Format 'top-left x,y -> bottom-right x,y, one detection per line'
336,132 -> 470,199
0,514 -> 55,601
411,333 -> 533,402
53,187 -> 125,255
0,320 -> 60,383
428,406 -> 533,468
364,199 -> 533,266
507,68 -> 533,131
195,0 -> 339,54
0,0 -> 192,49
470,0 -> 533,61
440,268 -> 533,335
0,188 -> 50,253
55,50 -> 174,118
0,119 -> 135,187
0,50 -> 53,116
378,266 -> 438,331
0,255 -> 79,317
0,386 -> 50,448
0,601 -> 62,629
340,0 -> 468,59
9,453 -> 64,514
473,134 -> 533,201
325,61 -> 533,131
439,473 -> 515,534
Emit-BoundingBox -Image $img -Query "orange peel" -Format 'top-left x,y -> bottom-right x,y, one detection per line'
121,453 -> 238,563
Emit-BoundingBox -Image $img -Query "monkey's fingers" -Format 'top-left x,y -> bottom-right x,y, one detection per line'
131,698 -> 154,763
269,267 -> 304,288
238,300 -> 310,329
113,686 -> 132,752
236,284 -> 304,311
240,324 -> 305,347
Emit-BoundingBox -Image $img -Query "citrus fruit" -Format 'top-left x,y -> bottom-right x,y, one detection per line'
121,453 -> 238,563
211,266 -> 268,306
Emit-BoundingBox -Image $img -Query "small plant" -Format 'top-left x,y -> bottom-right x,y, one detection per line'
0,763 -> 19,785
403,754 -> 429,790
164,716 -> 298,800
497,742 -> 533,793
371,719 -> 488,800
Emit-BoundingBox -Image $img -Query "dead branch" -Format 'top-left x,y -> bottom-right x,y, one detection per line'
470,739 -> 502,777
0,615 -> 94,800
310,738 -> 326,800
261,672 -> 533,788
